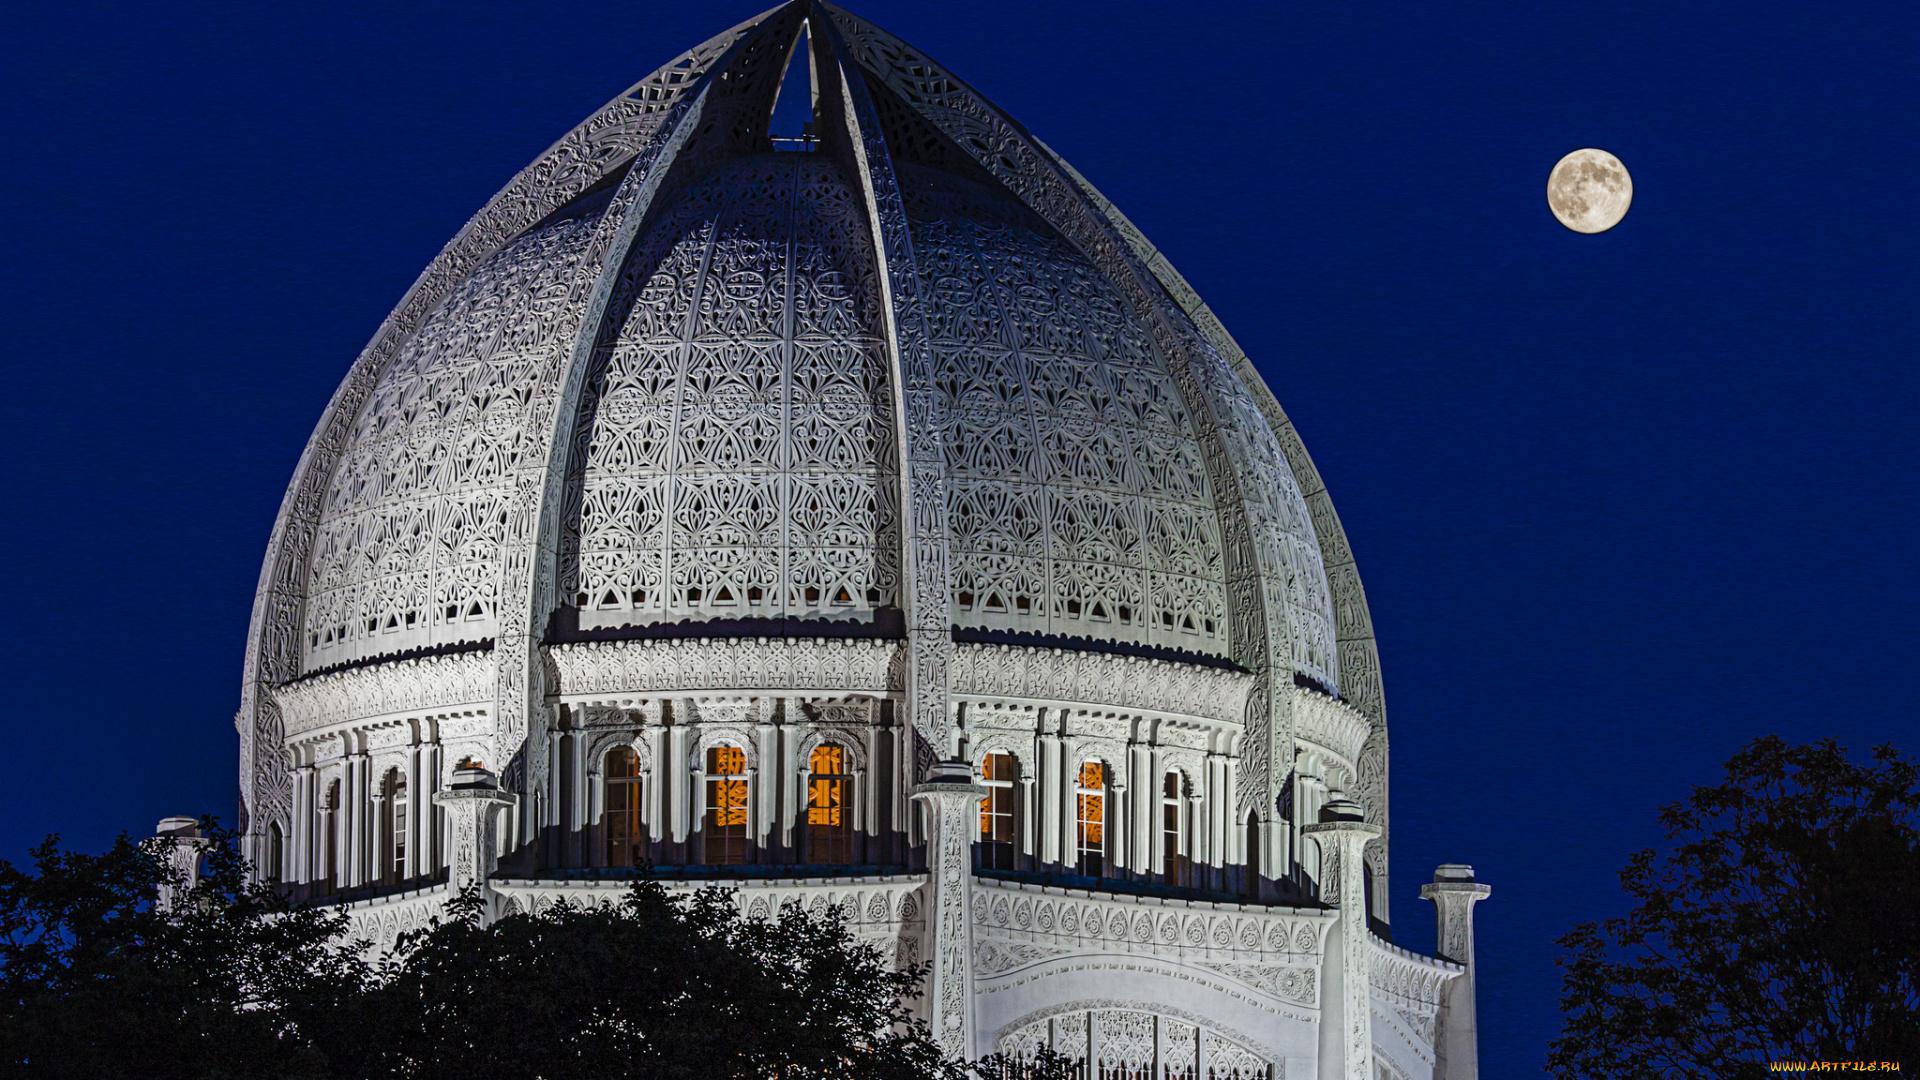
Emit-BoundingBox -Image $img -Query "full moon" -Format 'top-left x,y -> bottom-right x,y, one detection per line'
1547,148 -> 1632,233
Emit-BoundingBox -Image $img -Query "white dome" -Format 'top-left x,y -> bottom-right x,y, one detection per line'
240,0 -> 1387,892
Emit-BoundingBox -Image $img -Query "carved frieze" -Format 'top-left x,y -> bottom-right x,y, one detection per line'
952,643 -> 1252,724
273,650 -> 494,738
547,637 -> 902,698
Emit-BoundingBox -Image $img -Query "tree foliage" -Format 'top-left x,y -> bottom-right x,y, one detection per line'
0,822 -> 368,1079
1550,735 -> 1920,1078
0,822 -> 968,1080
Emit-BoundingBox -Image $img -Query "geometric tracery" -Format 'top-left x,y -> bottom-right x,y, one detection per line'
902,164 -> 1229,656
563,154 -> 899,628
304,194 -> 612,669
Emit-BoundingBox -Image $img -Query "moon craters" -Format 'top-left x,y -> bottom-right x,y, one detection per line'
1548,149 -> 1632,233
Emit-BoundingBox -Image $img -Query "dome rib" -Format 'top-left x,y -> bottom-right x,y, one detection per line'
820,2 -> 1344,850
237,5 -> 793,838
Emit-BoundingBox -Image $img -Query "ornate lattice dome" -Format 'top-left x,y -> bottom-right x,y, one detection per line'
240,0 -> 1389,911
297,112 -> 1315,675
226,11 -> 1490,1073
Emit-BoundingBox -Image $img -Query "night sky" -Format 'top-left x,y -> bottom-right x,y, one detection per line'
3,0 -> 1914,1073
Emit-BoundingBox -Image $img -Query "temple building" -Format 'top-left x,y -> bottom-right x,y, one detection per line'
227,4 -> 1489,1077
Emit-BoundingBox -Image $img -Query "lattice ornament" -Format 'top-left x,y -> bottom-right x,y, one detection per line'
303,195 -> 612,667
563,154 -> 899,626
900,165 -> 1229,655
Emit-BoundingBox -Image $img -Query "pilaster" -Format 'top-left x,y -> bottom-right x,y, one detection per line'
911,760 -> 985,1059
153,816 -> 211,914
1303,799 -> 1380,1080
433,761 -> 518,891
1421,864 -> 1491,1080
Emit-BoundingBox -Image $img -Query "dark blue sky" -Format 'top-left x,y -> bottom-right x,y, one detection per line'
3,0 -> 1914,1073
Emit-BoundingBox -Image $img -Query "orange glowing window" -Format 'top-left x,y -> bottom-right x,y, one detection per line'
806,744 -> 853,864
704,746 -> 749,865
978,753 -> 1017,871
1076,761 -> 1105,877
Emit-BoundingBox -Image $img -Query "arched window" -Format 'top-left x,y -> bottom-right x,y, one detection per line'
1075,761 -> 1106,877
381,770 -> 408,885
266,821 -> 284,884
704,745 -> 750,865
977,753 -> 1017,871
806,744 -> 853,865
605,746 -> 644,867
1161,772 -> 1189,887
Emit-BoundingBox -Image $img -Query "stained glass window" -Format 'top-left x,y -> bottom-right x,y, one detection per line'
978,753 -> 1017,871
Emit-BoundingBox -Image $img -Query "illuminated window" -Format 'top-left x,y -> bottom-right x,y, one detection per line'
806,744 -> 853,865
382,770 -> 408,884
1162,772 -> 1189,887
704,746 -> 750,865
1075,762 -> 1105,877
978,753 -> 1017,871
605,746 -> 644,867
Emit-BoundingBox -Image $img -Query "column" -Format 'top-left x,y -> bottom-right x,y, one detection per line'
1038,720 -> 1062,867
912,760 -> 985,1060
292,764 -> 313,883
370,790 -> 389,883
433,761 -> 519,892
404,743 -> 423,879
1301,799 -> 1380,1080
153,816 -> 210,914
1131,743 -> 1154,875
420,738 -> 442,874
1421,865 -> 1491,1080
343,752 -> 366,888
570,726 -> 588,866
669,724 -> 690,846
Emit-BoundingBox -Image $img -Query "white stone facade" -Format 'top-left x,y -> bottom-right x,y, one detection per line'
231,4 -> 1487,1078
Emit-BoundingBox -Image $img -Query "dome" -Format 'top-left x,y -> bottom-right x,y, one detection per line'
239,0 -> 1388,913
226,9 -> 1485,1071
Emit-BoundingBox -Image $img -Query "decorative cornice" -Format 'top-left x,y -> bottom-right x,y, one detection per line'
1289,685 -> 1372,767
1367,932 -> 1461,1009
952,642 -> 1253,724
274,650 -> 495,739
971,877 -> 1329,965
547,636 -> 906,698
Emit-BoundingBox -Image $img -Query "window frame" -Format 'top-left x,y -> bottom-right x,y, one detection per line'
604,745 -> 645,868
702,744 -> 752,866
804,743 -> 855,866
1075,760 -> 1107,878
977,752 -> 1018,871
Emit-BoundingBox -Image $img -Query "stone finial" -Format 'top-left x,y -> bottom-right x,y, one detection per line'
153,816 -> 211,914
1421,864 -> 1492,1080
433,763 -> 518,891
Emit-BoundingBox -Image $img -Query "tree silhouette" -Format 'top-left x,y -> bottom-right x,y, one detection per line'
1550,735 -> 1920,1078
0,824 -> 965,1080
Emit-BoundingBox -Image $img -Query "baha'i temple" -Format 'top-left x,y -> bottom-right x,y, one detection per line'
210,4 -> 1491,1078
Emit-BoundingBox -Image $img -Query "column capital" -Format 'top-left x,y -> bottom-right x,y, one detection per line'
433,762 -> 518,891
153,817 -> 212,914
